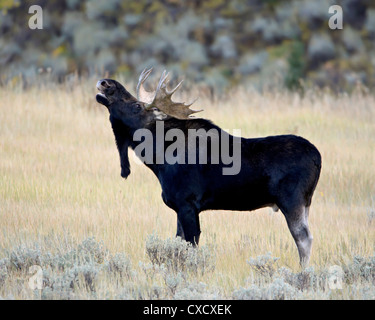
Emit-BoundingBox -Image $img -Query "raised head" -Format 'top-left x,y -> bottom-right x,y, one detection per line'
96,68 -> 201,128
96,78 -> 137,107
96,78 -> 150,129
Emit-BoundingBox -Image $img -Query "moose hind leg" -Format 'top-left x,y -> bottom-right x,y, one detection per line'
283,206 -> 313,268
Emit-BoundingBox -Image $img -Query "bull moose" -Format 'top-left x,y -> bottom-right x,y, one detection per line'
95,68 -> 321,267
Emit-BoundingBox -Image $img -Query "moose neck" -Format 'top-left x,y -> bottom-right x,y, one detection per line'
110,115 -> 143,150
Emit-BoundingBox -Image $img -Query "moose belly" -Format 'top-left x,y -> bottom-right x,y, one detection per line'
200,177 -> 275,212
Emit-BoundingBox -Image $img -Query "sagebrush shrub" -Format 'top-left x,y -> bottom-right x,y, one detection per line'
232,277 -> 301,300
174,281 -> 222,300
2,235 -> 374,300
344,254 -> 375,284
247,252 -> 279,278
0,259 -> 8,287
145,234 -> 215,275
105,253 -> 133,279
7,245 -> 42,272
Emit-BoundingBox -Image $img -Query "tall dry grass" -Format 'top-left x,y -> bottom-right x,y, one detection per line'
0,79 -> 374,298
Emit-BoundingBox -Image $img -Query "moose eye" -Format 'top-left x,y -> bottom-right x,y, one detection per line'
131,103 -> 142,114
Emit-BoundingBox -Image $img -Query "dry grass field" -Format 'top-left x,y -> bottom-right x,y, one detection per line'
0,79 -> 374,299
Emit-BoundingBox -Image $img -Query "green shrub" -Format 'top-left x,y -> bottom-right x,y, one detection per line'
285,40 -> 305,91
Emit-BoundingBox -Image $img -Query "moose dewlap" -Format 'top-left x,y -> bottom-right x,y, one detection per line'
95,68 -> 322,268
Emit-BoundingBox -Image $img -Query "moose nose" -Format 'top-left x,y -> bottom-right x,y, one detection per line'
96,79 -> 109,90
100,80 -> 110,88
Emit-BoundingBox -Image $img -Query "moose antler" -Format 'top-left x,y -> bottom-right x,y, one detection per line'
136,68 -> 201,120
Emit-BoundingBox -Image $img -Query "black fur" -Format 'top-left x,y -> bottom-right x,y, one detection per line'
96,79 -> 322,266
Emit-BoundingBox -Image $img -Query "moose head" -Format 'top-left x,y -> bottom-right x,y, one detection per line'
96,68 -> 201,129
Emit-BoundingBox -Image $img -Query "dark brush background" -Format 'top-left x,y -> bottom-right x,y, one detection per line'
0,0 -> 374,92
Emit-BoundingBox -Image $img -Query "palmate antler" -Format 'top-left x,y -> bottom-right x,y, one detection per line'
136,68 -> 201,120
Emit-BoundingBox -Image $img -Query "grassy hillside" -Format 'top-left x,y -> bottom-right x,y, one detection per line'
0,79 -> 374,299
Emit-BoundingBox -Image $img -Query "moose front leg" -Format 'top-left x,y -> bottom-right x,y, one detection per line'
176,207 -> 201,246
176,219 -> 185,240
